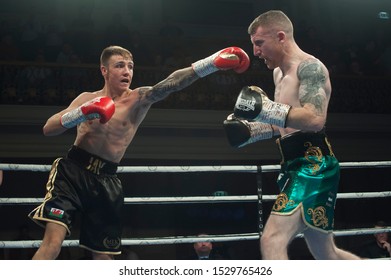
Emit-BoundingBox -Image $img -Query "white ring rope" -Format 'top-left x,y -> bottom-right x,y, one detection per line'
1,228 -> 391,248
1,161 -> 390,250
1,161 -> 390,173
1,191 -> 391,205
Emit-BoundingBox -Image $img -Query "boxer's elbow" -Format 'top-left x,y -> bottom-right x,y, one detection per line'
43,123 -> 64,136
291,105 -> 326,132
42,124 -> 55,136
43,114 -> 67,136
304,116 -> 325,132
286,110 -> 325,131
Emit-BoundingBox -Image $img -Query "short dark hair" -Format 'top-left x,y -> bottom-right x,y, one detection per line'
375,220 -> 387,227
248,10 -> 294,37
100,46 -> 133,66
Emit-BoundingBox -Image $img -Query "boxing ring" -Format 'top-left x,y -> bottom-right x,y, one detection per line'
1,161 -> 391,258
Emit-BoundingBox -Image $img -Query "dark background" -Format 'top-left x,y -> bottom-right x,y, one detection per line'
0,0 -> 390,260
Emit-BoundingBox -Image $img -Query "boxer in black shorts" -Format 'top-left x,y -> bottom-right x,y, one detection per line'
29,146 -> 122,254
29,45 -> 249,259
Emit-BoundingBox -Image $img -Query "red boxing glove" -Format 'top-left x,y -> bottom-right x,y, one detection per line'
192,46 -> 250,77
60,96 -> 115,128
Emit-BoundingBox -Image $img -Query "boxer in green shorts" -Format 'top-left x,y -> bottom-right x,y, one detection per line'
223,10 -> 361,260
273,130 -> 338,232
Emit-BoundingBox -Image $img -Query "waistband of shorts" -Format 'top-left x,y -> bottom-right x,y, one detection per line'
66,145 -> 118,175
276,129 -> 335,164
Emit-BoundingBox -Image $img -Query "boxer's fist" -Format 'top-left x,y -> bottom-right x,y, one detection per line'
213,47 -> 250,74
61,96 -> 115,128
80,96 -> 115,123
223,114 -> 273,148
233,86 -> 291,128
192,47 -> 250,77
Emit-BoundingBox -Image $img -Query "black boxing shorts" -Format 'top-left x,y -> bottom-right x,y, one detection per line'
28,145 -> 124,255
276,129 -> 335,164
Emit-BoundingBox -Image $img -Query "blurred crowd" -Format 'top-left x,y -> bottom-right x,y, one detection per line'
0,9 -> 390,113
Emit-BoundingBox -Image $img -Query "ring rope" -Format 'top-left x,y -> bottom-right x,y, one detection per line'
1,161 -> 390,251
1,161 -> 390,173
1,191 -> 390,205
1,227 -> 391,249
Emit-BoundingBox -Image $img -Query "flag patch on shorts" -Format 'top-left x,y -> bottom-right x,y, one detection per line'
49,208 -> 64,218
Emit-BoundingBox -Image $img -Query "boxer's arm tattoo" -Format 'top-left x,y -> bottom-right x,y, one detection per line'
297,60 -> 327,116
146,68 -> 199,103
138,87 -> 150,99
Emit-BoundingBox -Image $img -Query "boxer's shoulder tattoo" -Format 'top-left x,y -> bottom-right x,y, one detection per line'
138,87 -> 151,99
297,59 -> 327,115
138,87 -> 148,96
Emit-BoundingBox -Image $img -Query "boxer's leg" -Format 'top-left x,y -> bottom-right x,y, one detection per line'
32,222 -> 67,260
304,228 -> 362,260
261,207 -> 306,259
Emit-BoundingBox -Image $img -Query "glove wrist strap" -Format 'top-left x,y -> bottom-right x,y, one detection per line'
255,102 -> 291,128
248,122 -> 274,141
192,53 -> 218,77
60,108 -> 86,128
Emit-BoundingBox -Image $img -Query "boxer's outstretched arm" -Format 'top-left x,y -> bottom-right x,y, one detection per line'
144,47 -> 250,103
144,67 -> 199,103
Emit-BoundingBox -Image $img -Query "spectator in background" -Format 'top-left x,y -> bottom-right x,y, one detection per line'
193,234 -> 213,260
360,221 -> 391,259
191,234 -> 231,260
